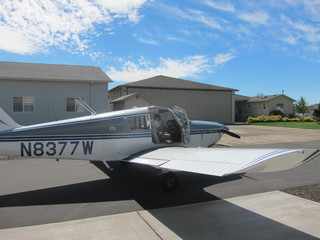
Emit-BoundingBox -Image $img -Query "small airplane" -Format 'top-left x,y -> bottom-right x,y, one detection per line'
0,103 -> 319,191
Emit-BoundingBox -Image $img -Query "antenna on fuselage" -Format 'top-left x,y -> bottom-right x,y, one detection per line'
75,97 -> 96,115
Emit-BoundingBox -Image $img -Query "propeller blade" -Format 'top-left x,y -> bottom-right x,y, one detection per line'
222,129 -> 241,139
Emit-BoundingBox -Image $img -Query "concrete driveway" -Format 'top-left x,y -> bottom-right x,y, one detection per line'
1,125 -> 320,239
219,125 -> 320,148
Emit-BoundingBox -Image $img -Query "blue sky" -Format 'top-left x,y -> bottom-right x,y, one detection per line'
0,0 -> 319,104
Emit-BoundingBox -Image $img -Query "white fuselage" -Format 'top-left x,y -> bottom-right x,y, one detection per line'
0,106 -> 226,161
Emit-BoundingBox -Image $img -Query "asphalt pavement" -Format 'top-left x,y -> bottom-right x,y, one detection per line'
0,125 -> 320,239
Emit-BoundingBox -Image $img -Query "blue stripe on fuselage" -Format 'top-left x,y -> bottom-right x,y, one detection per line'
0,130 -> 221,143
0,133 -> 152,142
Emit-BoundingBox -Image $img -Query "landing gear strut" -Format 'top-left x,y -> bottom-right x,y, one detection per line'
161,172 -> 179,192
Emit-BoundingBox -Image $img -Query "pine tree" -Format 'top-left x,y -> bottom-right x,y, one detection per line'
295,97 -> 309,116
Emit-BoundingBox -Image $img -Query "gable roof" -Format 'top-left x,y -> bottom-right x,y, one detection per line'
0,62 -> 112,83
235,94 -> 296,103
247,94 -> 295,103
110,92 -> 151,103
309,104 -> 319,110
112,75 -> 237,91
235,94 -> 250,102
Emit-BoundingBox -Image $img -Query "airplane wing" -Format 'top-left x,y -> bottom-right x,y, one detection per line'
126,147 -> 320,176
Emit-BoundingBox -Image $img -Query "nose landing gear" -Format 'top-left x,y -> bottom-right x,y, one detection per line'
161,172 -> 179,192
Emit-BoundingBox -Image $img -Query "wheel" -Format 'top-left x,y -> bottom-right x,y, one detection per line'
120,160 -> 129,166
161,172 -> 179,192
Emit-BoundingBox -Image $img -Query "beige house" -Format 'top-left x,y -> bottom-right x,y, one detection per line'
307,104 -> 320,117
109,75 -> 238,124
235,94 -> 295,121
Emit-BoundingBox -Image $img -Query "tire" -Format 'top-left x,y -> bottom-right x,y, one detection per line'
161,172 -> 179,192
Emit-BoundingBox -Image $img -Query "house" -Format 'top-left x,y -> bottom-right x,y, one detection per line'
109,75 -> 238,124
308,103 -> 320,117
235,94 -> 295,121
0,62 -> 112,125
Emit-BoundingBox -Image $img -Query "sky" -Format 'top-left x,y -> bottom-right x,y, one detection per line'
0,0 -> 319,104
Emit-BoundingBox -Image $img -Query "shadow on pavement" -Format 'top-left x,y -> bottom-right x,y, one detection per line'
0,161 -> 240,209
1,161 -> 319,239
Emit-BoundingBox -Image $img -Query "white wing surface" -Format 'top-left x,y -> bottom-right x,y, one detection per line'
127,147 -> 320,176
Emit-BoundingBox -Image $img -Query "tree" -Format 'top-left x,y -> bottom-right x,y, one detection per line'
295,97 -> 309,116
313,102 -> 320,123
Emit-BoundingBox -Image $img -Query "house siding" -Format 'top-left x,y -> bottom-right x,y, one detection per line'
235,95 -> 294,120
0,80 -> 108,125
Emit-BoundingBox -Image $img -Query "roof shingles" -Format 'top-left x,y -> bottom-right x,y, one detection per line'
121,75 -> 237,91
0,62 -> 112,83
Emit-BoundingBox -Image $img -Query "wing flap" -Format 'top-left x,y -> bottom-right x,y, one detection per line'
160,160 -> 240,176
128,147 -> 320,176
128,158 -> 168,167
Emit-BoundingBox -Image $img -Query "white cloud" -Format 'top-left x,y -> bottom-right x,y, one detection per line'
188,9 -> 224,30
238,11 -> 269,26
0,29 -> 38,54
203,0 -> 235,13
96,0 -> 148,23
107,55 -> 209,82
280,15 -> 320,44
162,4 -> 224,30
280,36 -> 299,45
213,53 -> 236,65
284,0 -> 320,21
291,22 -> 320,43
138,38 -> 160,45
106,54 -> 235,82
0,0 -> 149,54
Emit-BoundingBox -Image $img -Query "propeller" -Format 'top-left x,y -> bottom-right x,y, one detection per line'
222,129 -> 241,139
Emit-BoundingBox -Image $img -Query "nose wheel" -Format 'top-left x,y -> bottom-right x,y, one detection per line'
161,172 -> 179,192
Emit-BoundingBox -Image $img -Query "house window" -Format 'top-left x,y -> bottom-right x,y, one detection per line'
277,104 -> 284,111
263,104 -> 266,109
13,96 -> 34,112
247,104 -> 251,108
66,98 -> 85,112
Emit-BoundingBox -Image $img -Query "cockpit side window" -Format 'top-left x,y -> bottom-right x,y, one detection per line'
126,115 -> 150,132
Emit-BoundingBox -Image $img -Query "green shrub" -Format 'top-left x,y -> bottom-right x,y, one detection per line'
247,117 -> 259,123
257,115 -> 269,122
287,118 -> 301,122
269,115 -> 283,122
303,116 -> 316,122
248,115 -> 316,123
248,115 -> 304,123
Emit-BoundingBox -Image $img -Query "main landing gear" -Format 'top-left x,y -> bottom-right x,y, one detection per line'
118,159 -> 179,192
160,172 -> 179,192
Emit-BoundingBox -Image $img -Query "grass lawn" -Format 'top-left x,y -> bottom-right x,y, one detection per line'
250,121 -> 320,130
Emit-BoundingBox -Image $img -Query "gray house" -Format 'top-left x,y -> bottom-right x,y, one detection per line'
0,62 -> 112,125
235,94 -> 295,121
109,75 -> 237,124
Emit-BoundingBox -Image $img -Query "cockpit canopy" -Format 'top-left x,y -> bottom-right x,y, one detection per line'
148,106 -> 190,145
